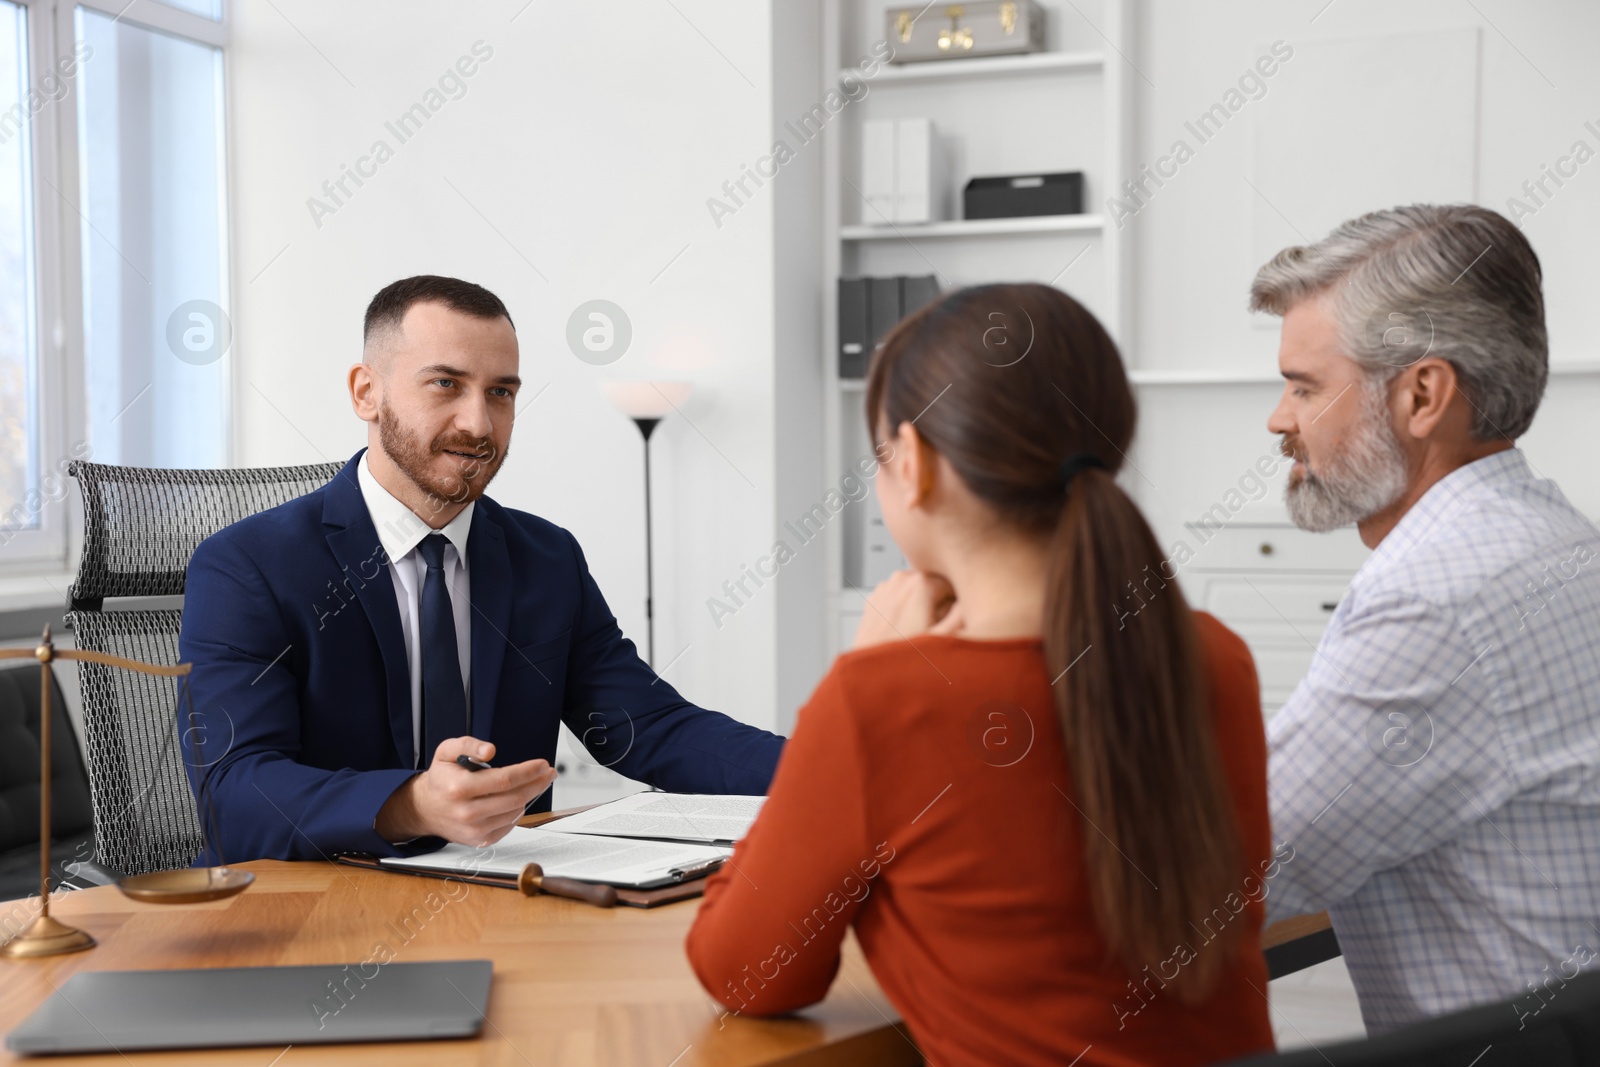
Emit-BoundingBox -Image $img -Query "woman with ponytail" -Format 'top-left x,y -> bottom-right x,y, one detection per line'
687,284 -> 1276,1066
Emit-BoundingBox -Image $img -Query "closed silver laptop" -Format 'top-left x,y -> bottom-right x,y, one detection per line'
6,959 -> 492,1055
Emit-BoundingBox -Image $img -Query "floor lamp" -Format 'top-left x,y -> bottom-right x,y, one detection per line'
600,381 -> 693,668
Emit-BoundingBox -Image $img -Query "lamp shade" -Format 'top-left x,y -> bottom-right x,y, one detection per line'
600,380 -> 693,420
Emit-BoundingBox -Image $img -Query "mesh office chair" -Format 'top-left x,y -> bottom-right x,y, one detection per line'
64,459 -> 345,875
1224,968 -> 1600,1066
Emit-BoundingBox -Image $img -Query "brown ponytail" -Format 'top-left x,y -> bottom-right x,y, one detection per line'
866,283 -> 1243,1002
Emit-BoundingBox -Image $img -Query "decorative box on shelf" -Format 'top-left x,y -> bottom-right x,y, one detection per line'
964,171 -> 1085,219
887,2 -> 1046,64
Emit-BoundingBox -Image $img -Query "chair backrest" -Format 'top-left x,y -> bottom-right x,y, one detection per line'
67,459 -> 345,610
65,459 -> 343,876
1224,968 -> 1600,1066
62,608 -> 195,874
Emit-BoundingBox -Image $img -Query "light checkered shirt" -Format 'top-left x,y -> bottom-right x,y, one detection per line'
1266,448 -> 1600,1033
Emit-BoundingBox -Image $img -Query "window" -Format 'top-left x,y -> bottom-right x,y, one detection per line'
0,0 -> 228,572
77,5 -> 229,468
0,1 -> 41,556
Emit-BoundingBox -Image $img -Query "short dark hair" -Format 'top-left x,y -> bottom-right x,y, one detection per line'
363,275 -> 514,343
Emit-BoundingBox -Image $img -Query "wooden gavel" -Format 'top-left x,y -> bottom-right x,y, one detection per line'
516,864 -> 618,908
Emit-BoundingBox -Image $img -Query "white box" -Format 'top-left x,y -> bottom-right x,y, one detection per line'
860,119 -> 898,225
858,117 -> 945,224
894,118 -> 934,223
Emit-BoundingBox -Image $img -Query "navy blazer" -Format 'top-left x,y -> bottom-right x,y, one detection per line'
179,450 -> 785,863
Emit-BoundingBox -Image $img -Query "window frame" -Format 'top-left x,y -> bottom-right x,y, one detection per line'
0,0 -> 68,572
0,0 -> 231,578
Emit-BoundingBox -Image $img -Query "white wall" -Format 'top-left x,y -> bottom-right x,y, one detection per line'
769,2 -> 827,732
226,1 -> 793,732
1125,0 -> 1600,372
1123,0 -> 1600,543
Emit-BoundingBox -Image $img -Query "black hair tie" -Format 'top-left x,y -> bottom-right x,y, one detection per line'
1058,452 -> 1107,489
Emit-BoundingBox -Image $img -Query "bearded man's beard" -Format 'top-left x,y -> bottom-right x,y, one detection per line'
1282,380 -> 1408,532
377,399 -> 507,514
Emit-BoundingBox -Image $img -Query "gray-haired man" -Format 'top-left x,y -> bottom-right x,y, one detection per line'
1253,204 -> 1600,1032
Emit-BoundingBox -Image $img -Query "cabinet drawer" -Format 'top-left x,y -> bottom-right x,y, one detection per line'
1196,575 -> 1349,627
1184,523 -> 1369,572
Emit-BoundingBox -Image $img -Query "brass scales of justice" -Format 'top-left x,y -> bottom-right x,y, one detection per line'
0,625 -> 253,959
0,624 -> 614,959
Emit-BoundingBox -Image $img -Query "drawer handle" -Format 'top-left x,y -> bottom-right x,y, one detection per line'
1320,601 -> 1339,612
1258,542 -> 1274,556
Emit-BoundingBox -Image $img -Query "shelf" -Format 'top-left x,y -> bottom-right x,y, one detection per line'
1126,360 -> 1600,388
850,50 -> 1104,85
841,215 -> 1101,241
1129,370 -> 1280,387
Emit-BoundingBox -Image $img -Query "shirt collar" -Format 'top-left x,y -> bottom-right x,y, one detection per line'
1357,447 -> 1532,584
357,451 -> 475,565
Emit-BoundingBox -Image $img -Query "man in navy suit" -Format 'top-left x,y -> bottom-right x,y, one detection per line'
180,276 -> 785,863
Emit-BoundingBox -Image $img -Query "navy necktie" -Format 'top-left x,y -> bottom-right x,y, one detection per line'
417,533 -> 468,765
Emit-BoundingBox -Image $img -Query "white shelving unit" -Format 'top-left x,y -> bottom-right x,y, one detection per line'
841,214 -> 1105,240
818,0 -> 1134,660
849,48 -> 1105,83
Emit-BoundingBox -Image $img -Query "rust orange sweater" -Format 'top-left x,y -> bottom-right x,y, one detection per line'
686,613 -> 1277,1067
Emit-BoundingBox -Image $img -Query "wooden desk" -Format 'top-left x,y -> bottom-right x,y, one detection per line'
0,861 -> 918,1066
1261,911 -> 1338,980
1262,911 -> 1332,950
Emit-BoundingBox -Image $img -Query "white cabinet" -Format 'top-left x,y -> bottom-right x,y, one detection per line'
821,0 -> 1133,660
1183,523 -> 1366,718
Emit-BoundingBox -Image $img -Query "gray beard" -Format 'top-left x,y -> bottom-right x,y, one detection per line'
1284,385 -> 1409,532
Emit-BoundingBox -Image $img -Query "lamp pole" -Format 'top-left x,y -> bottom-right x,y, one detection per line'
633,416 -> 661,668
600,380 -> 692,673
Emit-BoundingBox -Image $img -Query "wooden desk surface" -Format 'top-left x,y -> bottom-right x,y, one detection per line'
1261,910 -> 1332,950
0,861 -> 918,1067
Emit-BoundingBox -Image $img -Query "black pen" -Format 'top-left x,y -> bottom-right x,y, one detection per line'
456,754 -> 493,772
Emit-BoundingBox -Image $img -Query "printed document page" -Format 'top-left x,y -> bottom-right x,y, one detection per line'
542,792 -> 766,844
380,826 -> 730,888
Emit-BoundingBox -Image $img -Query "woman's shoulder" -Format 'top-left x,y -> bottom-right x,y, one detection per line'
1192,610 -> 1256,678
823,636 -> 955,711
833,634 -> 1041,682
1191,610 -> 1266,741
816,635 -> 1041,720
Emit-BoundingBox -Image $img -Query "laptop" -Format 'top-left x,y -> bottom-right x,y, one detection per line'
6,959 -> 492,1055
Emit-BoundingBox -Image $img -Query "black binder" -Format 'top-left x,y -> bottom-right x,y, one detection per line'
868,276 -> 901,351
839,275 -> 941,380
902,274 -> 939,316
838,277 -> 870,379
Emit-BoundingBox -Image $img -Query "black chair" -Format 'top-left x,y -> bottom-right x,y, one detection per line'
0,662 -> 95,901
1223,969 -> 1600,1066
63,459 -> 345,876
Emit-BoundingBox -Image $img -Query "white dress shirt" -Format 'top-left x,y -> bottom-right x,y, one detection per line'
356,453 -> 474,767
1266,448 -> 1600,1032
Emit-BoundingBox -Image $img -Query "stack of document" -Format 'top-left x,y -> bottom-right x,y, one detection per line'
541,791 -> 764,845
380,792 -> 765,889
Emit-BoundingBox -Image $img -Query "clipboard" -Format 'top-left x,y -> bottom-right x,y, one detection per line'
330,852 -> 710,908
331,806 -> 716,908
